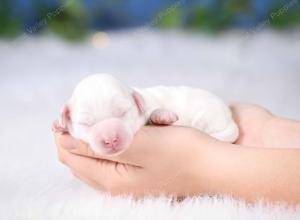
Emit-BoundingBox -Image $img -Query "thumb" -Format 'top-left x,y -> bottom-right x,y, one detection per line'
54,132 -> 145,166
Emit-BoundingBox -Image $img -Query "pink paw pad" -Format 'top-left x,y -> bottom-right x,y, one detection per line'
150,109 -> 178,125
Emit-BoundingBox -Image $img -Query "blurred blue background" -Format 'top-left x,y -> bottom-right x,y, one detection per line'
1,0 -> 300,40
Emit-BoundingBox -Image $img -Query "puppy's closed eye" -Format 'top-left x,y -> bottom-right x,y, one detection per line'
111,99 -> 132,118
76,114 -> 95,126
113,108 -> 128,117
77,121 -> 94,127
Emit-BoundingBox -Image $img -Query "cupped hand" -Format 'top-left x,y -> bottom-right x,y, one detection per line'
54,103 -> 276,196
229,103 -> 274,147
54,126 -> 218,197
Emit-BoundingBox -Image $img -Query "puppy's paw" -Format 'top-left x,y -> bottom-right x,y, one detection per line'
52,119 -> 67,134
150,109 -> 178,125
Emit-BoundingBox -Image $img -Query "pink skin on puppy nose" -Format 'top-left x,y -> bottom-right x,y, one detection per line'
103,136 -> 119,149
89,118 -> 132,155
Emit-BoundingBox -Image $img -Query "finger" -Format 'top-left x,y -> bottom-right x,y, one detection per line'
55,132 -> 99,159
72,169 -> 142,196
71,170 -> 104,191
54,133 -> 139,166
54,126 -> 174,166
54,129 -> 153,166
57,145 -> 132,192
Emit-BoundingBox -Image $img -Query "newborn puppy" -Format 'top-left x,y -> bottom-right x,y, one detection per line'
53,74 -> 239,155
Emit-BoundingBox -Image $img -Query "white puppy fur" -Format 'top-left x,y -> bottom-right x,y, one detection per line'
55,74 -> 239,155
137,86 -> 239,142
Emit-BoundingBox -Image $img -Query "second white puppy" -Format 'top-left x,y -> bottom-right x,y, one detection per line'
53,74 -> 239,155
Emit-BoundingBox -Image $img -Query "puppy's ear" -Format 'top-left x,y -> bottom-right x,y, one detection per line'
60,104 -> 71,129
52,104 -> 71,133
132,90 -> 145,114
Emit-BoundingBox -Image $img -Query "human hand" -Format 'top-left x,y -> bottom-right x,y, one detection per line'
54,103 -> 274,197
229,103 -> 274,147
54,126 -> 219,197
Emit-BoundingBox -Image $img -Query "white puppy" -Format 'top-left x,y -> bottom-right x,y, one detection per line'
53,74 -> 239,155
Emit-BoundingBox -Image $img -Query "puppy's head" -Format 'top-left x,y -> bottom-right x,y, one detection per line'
57,74 -> 146,155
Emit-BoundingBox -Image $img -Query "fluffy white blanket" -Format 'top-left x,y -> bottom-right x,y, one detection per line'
0,29 -> 300,219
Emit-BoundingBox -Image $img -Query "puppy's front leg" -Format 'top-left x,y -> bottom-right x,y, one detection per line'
149,109 -> 178,125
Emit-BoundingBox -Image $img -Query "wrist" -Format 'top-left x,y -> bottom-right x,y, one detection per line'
187,131 -> 232,196
263,116 -> 300,147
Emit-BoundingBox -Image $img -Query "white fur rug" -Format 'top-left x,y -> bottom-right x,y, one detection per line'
0,29 -> 300,219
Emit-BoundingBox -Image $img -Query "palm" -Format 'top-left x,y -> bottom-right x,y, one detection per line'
230,103 -> 273,147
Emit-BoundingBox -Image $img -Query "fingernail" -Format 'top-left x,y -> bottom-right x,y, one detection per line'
61,135 -> 77,150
